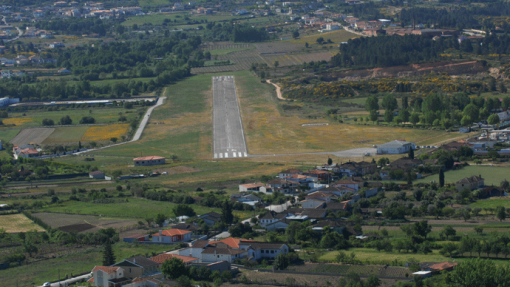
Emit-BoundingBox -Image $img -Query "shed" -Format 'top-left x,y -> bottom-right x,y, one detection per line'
89,170 -> 105,179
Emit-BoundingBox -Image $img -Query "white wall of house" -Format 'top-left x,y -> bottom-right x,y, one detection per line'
179,247 -> 205,259
266,221 -> 289,231
153,233 -> 191,243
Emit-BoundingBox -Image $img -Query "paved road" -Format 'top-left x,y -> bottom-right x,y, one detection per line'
75,97 -> 166,155
2,16 -> 23,42
249,147 -> 377,158
38,273 -> 92,287
212,76 -> 248,159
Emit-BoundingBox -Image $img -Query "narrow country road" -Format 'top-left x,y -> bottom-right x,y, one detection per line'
2,16 -> 23,42
266,79 -> 286,100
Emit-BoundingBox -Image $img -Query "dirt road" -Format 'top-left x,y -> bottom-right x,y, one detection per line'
266,79 -> 286,100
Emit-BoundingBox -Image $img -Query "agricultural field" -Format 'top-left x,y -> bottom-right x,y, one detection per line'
191,42 -> 337,73
0,213 -> 45,233
2,107 -> 139,129
80,124 -> 130,142
288,263 -> 410,278
32,212 -> 139,233
10,128 -> 54,145
415,165 -> 510,186
39,197 -> 221,219
42,126 -> 88,144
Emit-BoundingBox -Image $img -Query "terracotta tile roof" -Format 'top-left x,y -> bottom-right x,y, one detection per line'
149,253 -> 198,264
152,229 -> 191,237
89,171 -> 104,176
333,180 -> 359,185
240,183 -> 266,189
429,262 -> 457,271
209,237 -> 256,248
191,240 -> 209,248
92,266 -> 120,274
133,156 -> 165,161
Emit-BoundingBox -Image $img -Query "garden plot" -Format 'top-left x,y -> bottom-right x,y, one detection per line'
33,212 -> 138,233
10,128 -> 54,145
0,213 -> 45,233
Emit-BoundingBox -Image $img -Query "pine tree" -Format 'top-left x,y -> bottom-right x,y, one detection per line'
408,147 -> 414,159
221,200 -> 233,225
439,168 -> 445,188
102,240 -> 116,266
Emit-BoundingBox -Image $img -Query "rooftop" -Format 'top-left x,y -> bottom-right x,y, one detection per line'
133,156 -> 165,161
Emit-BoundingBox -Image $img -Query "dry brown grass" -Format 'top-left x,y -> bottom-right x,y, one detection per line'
235,75 -> 463,155
0,214 -> 45,233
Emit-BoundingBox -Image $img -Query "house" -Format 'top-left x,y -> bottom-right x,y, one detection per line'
377,140 -> 416,154
456,175 -> 484,192
133,156 -> 165,166
201,246 -> 247,263
332,179 -> 359,191
191,261 -> 231,273
13,145 -> 39,158
467,138 -> 497,149
111,256 -> 160,279
306,191 -> 339,202
426,262 -> 457,273
278,169 -> 302,178
247,242 -> 289,259
259,211 -> 289,227
149,253 -> 198,266
303,169 -> 331,181
123,234 -> 149,243
58,68 -> 71,74
311,219 -> 346,234
236,194 -> 262,204
497,111 -> 510,122
170,222 -> 201,233
265,218 -> 292,231
152,229 -> 192,243
388,158 -> 423,172
301,198 -> 327,208
267,178 -> 300,194
89,170 -> 105,179
477,186 -> 504,198
199,211 -> 222,226
239,183 -> 271,193
179,240 -> 210,258
287,208 -> 328,219
90,266 -> 130,287
320,200 -> 351,212
319,185 -> 357,196
338,161 -> 377,177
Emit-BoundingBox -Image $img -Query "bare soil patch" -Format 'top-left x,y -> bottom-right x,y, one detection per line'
10,128 -> 54,145
33,212 -> 138,233
58,223 -> 95,233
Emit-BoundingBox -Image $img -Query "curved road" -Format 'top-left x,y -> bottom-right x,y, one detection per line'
2,16 -> 23,42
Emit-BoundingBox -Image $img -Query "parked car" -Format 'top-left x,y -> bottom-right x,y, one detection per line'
43,283 -> 51,287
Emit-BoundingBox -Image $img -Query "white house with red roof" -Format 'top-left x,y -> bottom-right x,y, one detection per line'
133,156 -> 165,166
149,253 -> 198,266
152,229 -> 191,243
89,266 -> 130,287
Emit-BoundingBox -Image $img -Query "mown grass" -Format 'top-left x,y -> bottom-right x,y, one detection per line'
39,197 -> 219,218
0,213 -> 45,233
0,242 -> 174,286
415,165 -> 510,186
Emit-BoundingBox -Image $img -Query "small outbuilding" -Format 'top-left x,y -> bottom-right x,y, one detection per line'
133,156 -> 165,166
89,170 -> 105,179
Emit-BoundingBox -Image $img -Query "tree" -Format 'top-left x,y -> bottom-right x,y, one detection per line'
365,95 -> 379,111
274,253 -> 289,270
102,240 -> 115,266
497,206 -> 506,222
110,137 -> 118,143
162,257 -> 188,279
488,114 -> 500,126
42,118 -> 54,126
408,148 -> 414,160
155,213 -> 167,226
410,113 -> 420,126
501,180 -> 510,193
475,226 -> 483,235
447,258 -> 510,286
369,109 -> 378,123
274,60 -> 279,69
441,225 -> 456,240
59,115 -> 72,125
463,104 -> 479,123
316,37 -> 324,44
384,109 -> 393,122
327,158 -> 333,165
366,275 -> 381,287
221,200 -> 234,225
382,94 -> 398,111
439,168 -> 445,187
292,30 -> 299,39
172,204 -> 196,217
176,276 -> 192,287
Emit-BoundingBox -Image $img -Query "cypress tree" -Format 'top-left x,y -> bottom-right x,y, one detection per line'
439,168 -> 445,188
102,240 -> 115,266
408,147 -> 414,159
221,200 -> 233,225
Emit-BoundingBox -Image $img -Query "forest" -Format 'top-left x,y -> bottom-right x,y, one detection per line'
330,33 -> 510,69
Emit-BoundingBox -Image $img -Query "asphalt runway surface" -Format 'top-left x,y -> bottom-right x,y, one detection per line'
212,76 -> 248,159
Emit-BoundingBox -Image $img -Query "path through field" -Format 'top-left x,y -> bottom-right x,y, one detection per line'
266,79 -> 285,100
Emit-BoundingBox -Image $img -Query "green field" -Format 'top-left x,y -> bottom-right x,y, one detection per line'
40,197 -> 219,218
138,0 -> 171,7
471,197 -> 510,209
0,242 -> 174,286
43,126 -> 89,144
415,165 -> 510,186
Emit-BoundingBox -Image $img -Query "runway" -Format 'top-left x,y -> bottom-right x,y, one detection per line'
212,76 -> 248,159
